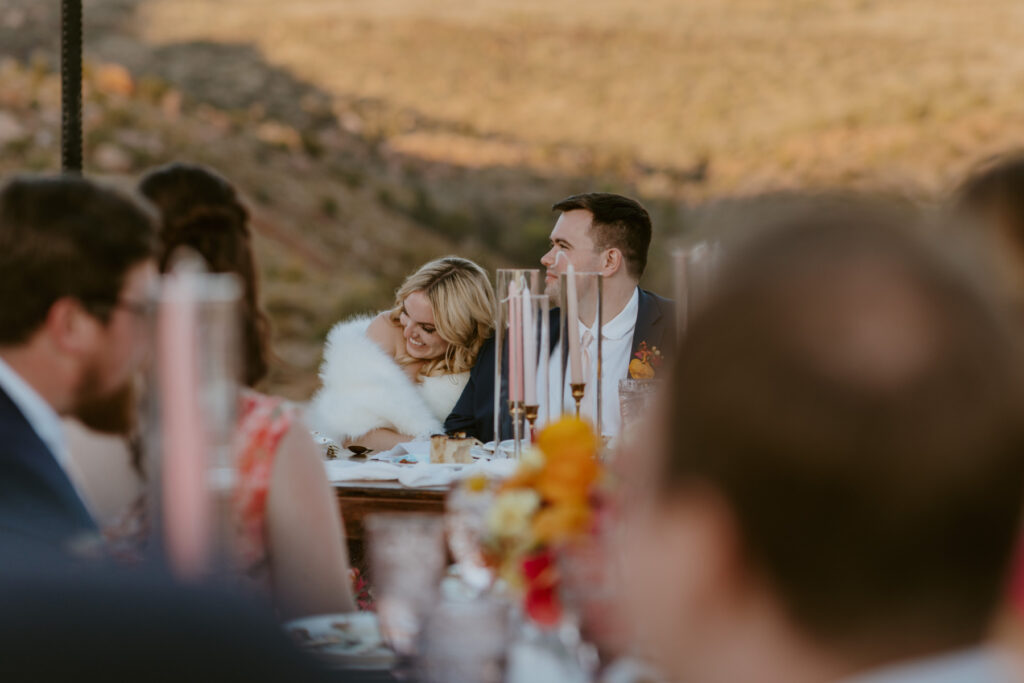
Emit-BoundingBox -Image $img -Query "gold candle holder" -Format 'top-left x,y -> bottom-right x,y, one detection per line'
570,383 -> 586,418
524,404 -> 539,441
508,400 -> 525,459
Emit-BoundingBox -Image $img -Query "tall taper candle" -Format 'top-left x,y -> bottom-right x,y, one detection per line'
508,279 -> 524,403
159,275 -> 210,580
566,263 -> 583,385
522,285 -> 537,405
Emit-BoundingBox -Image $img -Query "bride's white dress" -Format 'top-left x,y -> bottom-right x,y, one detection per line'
306,316 -> 469,444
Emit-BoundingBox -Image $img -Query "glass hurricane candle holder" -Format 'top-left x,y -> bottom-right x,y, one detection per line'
494,269 -> 541,454
554,270 -> 603,435
672,241 -> 722,341
146,254 -> 243,582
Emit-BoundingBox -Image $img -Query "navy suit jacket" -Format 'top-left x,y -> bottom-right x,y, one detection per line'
445,288 -> 675,442
0,385 -> 96,548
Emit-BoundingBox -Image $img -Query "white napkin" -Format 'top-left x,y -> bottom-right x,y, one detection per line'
324,458 -> 517,488
391,439 -> 432,461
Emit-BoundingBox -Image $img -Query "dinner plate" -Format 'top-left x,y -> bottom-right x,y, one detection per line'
284,612 -> 395,669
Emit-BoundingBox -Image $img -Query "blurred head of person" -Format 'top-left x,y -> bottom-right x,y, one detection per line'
619,199 -> 1024,682
540,192 -> 652,300
0,175 -> 157,434
388,256 -> 496,376
955,151 -> 1024,298
139,162 -> 269,388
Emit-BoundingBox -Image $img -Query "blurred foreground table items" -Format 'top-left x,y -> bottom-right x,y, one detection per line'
333,482 -> 445,572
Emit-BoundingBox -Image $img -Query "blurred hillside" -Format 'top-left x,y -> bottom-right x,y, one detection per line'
2,0 -> 1024,396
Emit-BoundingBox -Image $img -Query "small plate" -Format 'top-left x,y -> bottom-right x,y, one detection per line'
284,612 -> 394,669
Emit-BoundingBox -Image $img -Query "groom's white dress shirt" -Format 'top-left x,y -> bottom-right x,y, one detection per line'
543,287 -> 638,437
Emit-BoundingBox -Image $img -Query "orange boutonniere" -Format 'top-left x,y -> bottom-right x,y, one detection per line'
628,341 -> 663,379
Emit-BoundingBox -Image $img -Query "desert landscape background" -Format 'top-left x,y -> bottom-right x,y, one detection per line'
2,0 -> 1023,397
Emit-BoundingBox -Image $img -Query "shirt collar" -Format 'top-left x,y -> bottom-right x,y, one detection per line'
581,287 -> 639,341
0,356 -> 69,467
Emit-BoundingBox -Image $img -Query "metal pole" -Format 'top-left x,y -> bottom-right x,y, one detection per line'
61,0 -> 83,174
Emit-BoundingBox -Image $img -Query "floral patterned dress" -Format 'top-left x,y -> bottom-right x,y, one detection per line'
231,390 -> 295,588
106,390 -> 293,593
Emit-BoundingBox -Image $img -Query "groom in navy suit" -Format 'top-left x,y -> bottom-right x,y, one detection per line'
445,193 -> 674,441
0,176 -> 157,551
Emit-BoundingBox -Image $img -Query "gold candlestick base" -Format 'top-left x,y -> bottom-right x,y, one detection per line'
570,383 -> 586,418
508,400 -> 525,459
524,404 -> 539,440
508,400 -> 524,418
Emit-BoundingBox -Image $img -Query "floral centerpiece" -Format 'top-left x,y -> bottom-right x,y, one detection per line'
478,417 -> 605,627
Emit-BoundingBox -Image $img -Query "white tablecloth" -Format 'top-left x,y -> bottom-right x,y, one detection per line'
324,457 -> 517,488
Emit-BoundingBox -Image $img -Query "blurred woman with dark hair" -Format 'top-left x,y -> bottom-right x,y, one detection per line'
82,163 -> 355,618
955,151 -> 1024,300
955,151 -> 1024,640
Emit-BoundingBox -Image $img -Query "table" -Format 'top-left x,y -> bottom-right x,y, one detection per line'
333,479 -> 447,570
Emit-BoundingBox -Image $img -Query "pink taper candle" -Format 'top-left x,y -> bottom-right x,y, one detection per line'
522,285 -> 537,405
566,263 -> 584,385
508,279 -> 524,402
158,275 -> 210,580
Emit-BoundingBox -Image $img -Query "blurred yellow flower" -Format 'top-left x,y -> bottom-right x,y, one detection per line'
464,473 -> 489,492
486,489 -> 541,541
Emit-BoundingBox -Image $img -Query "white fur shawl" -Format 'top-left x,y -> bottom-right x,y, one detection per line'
306,316 -> 469,444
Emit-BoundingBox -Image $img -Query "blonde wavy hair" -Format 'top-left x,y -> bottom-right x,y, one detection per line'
389,257 -> 496,377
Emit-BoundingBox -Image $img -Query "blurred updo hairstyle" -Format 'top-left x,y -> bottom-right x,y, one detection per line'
139,162 -> 270,387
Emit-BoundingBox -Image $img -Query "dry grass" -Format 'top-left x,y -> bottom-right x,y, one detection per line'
137,0 -> 1024,197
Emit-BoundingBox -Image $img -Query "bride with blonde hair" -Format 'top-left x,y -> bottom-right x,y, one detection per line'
308,257 -> 495,452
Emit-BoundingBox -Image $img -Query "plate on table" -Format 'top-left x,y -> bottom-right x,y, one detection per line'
285,612 -> 394,669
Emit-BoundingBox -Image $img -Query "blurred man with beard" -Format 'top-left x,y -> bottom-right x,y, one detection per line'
619,202 -> 1024,682
0,175 -> 157,551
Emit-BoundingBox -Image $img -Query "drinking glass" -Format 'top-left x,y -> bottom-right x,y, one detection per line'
445,483 -> 496,593
367,514 -> 446,657
558,538 -> 622,662
418,597 -> 509,683
617,379 -> 662,452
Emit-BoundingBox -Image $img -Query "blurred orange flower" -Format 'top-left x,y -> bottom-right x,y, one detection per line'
535,450 -> 599,504
536,417 -> 599,460
532,501 -> 592,545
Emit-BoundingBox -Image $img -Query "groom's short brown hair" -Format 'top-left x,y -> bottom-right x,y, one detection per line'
663,200 -> 1024,655
552,193 -> 652,279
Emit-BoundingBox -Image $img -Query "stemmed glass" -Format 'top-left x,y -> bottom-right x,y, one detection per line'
556,535 -> 623,679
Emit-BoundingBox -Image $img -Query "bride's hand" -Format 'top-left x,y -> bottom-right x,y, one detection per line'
344,428 -> 411,452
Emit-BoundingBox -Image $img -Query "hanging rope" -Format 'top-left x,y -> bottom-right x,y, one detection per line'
61,0 -> 83,174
